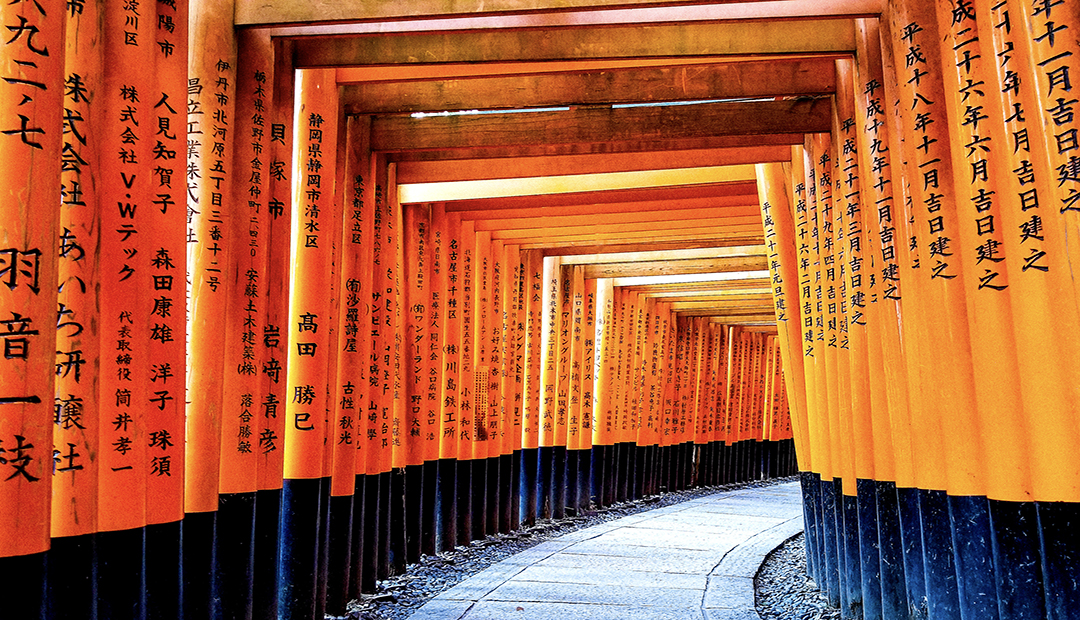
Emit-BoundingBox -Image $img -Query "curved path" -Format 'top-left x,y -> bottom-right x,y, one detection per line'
408,480 -> 804,620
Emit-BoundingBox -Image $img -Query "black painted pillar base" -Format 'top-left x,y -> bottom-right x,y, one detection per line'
405,463 -> 423,564
182,511 -> 217,620
989,499 -> 1046,619
315,477 -> 331,620
919,489 -> 960,620
436,459 -> 456,552
325,492 -> 354,617
422,460 -> 438,555
390,468 -> 407,575
218,492 -> 257,620
1,550 -> 47,620
362,473 -> 380,593
485,456 -> 499,537
552,445 -> 567,519
1036,499 -> 1080,620
470,458 -> 487,540
455,460 -> 473,546
46,534 -> 95,620
840,487 -> 862,620
499,453 -> 513,533
255,487 -> 283,620
801,472 -> 821,583
510,450 -> 522,530
566,449 -> 580,515
278,478 -> 321,620
520,448 -> 538,525
537,446 -> 553,519
895,485 -> 926,620
578,448 -> 592,509
378,470 -> 392,581
855,479 -> 882,620
948,494 -> 998,620
819,477 -> 840,607
348,477 -> 366,602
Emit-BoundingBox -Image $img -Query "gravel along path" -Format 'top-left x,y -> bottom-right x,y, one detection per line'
332,476 -> 799,620
755,533 -> 840,620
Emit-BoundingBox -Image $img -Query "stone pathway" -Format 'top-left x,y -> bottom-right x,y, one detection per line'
407,481 -> 804,620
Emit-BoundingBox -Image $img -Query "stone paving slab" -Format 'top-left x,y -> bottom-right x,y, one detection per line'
408,481 -> 804,620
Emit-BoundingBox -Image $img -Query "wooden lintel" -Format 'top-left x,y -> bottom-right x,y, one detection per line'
490,217 -> 762,241
676,311 -> 777,321
395,145 -> 790,184
621,277 -> 771,293
342,58 -> 836,114
371,98 -> 831,152
519,229 -> 763,249
292,19 -> 857,67
541,237 -> 764,255
470,205 -> 760,232
442,180 -> 756,212
240,0 -> 881,28
582,255 -> 768,279
452,193 -> 757,222
386,133 -> 808,161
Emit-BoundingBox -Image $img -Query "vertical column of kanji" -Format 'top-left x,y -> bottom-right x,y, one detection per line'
143,2 -> 187,617
755,162 -> 811,471
422,207 -> 441,550
867,17 -> 933,617
183,0 -> 232,615
338,114 -> 373,602
488,240 -> 507,534
801,137 -> 843,604
520,250 -> 544,523
385,162 -> 406,574
1014,0 -> 1080,300
613,288 -> 632,498
827,66 -> 866,620
552,262 -> 571,515
669,314 -> 686,489
467,228 -> 489,538
51,0 -> 98,617
979,4 -> 1080,617
366,155 -> 393,580
724,327 -> 744,481
789,148 -> 821,483
566,265 -> 586,511
430,203 -> 456,552
453,218 -> 475,543
278,68 -> 336,620
399,202 -> 428,566
659,304 -> 677,488
49,2 -> 98,617
434,207 -> 461,546
578,276 -> 596,505
697,317 -> 716,485
711,323 -> 729,483
629,293 -> 648,497
936,4 -> 1030,617
0,0 -> 62,614
535,255 -> 558,518
636,298 -> 657,490
205,27 -> 266,620
250,38 -> 291,620
590,278 -> 615,506
506,245 -> 525,529
887,3 -> 980,617
96,0 -> 157,616
1014,0 -> 1080,605
427,204 -> 449,549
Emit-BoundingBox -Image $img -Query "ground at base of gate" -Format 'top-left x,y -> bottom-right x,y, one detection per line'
406,481 -> 803,620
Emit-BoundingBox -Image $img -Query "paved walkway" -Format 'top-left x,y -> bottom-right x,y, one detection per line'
408,481 -> 804,620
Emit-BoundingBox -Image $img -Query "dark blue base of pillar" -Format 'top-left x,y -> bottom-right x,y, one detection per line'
919,488 -> 960,620
1036,499 -> 1080,620
989,499 -> 1046,620
254,487 -> 283,620
278,478 -> 322,620
422,460 -> 439,554
182,510 -> 217,620
856,479 -> 882,620
436,459 -> 456,552
325,492 -> 354,616
46,533 -> 95,620
520,448 -> 538,525
218,492 -> 257,620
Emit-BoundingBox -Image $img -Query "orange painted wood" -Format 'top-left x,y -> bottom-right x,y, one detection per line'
520,249 -> 544,451
537,256 -> 561,449
579,278 -> 597,450
0,0 -> 63,556
98,0 -> 158,532
591,278 -> 616,447
457,220 -> 476,459
52,1 -> 102,540
339,115 -> 375,481
434,205 -> 461,461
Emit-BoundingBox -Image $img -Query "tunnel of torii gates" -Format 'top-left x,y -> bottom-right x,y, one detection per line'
0,0 -> 1079,619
